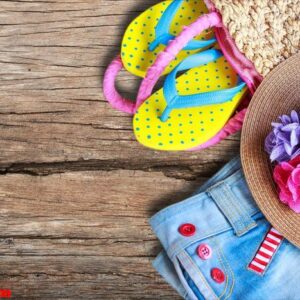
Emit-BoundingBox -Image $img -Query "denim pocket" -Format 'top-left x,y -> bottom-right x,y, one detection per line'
173,236 -> 234,300
173,254 -> 207,300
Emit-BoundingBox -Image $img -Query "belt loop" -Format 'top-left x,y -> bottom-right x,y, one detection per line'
207,182 -> 257,236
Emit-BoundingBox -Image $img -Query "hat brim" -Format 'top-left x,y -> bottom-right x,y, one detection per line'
241,53 -> 300,248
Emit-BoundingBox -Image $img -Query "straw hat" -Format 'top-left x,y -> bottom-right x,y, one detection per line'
241,53 -> 300,248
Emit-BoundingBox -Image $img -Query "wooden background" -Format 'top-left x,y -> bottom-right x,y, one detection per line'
0,0 -> 240,298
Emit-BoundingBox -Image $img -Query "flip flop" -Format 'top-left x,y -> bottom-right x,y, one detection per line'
133,49 -> 247,151
121,0 -> 215,78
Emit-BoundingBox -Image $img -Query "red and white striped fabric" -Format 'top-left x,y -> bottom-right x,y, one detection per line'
248,227 -> 284,274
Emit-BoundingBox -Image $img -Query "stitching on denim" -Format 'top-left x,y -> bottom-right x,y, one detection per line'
182,250 -> 217,299
235,222 -> 257,234
210,183 -> 256,236
223,183 -> 256,236
222,247 -> 235,300
225,184 -> 248,232
207,192 -> 228,230
206,169 -> 244,192
209,185 -> 243,236
222,185 -> 243,234
174,255 -> 199,300
210,237 -> 235,300
227,189 -> 257,236
208,184 -> 241,234
168,224 -> 232,259
168,222 -> 257,260
224,181 -> 257,235
180,250 -> 218,300
210,237 -> 228,299
236,220 -> 256,236
212,237 -> 235,299
153,252 -> 193,298
176,253 -> 210,300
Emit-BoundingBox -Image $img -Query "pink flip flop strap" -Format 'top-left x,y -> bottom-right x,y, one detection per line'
103,55 -> 136,114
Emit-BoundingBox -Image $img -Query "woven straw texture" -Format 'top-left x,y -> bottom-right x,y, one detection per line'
211,0 -> 300,77
241,53 -> 300,248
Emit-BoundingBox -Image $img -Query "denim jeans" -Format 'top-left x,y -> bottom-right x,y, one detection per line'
150,157 -> 300,300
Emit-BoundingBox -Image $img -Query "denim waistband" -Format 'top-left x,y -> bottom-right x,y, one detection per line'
149,157 -> 261,259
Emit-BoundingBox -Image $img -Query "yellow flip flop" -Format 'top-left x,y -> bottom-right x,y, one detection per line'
133,49 -> 248,151
121,0 -> 215,78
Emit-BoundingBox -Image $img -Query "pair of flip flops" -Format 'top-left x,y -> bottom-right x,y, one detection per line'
104,0 -> 248,151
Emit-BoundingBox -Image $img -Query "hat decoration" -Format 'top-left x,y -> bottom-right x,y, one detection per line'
265,111 -> 300,213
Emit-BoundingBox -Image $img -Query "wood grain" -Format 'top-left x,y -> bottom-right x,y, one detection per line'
0,0 -> 240,298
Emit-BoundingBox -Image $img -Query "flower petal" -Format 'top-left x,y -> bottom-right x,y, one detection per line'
277,131 -> 291,143
291,168 -> 300,185
290,129 -> 299,148
265,132 -> 275,154
280,114 -> 291,125
265,111 -> 300,162
284,141 -> 293,156
278,189 -> 291,205
287,198 -> 300,213
292,149 -> 300,159
291,110 -> 300,123
290,155 -> 300,167
270,145 -> 291,162
282,123 -> 299,131
271,122 -> 283,128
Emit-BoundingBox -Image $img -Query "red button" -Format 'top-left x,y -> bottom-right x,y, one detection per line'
211,268 -> 225,283
197,244 -> 212,260
178,223 -> 196,237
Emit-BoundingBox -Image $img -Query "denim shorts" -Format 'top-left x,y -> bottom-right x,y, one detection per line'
150,157 -> 300,300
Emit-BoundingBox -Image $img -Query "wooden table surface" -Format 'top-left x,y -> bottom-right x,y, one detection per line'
0,1 -> 240,299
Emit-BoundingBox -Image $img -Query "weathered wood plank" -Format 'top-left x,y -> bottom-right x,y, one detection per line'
0,256 -> 180,299
0,0 -> 241,298
0,169 -> 204,298
0,170 -> 205,237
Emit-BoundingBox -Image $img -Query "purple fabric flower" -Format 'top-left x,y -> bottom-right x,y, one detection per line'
265,110 -> 300,163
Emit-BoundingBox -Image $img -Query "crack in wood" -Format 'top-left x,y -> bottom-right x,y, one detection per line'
0,159 -> 224,181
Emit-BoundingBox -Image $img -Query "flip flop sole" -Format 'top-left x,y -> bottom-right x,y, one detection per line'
133,56 -> 248,151
121,0 -> 213,78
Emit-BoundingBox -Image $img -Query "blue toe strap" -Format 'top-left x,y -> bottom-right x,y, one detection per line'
149,0 -> 216,52
160,49 -> 247,122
